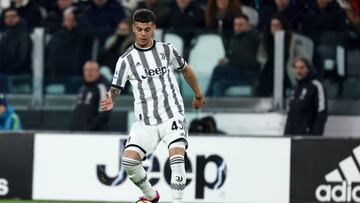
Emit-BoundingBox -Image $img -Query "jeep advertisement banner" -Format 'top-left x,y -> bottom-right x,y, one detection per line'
0,133 -> 34,199
32,134 -> 291,203
291,139 -> 360,203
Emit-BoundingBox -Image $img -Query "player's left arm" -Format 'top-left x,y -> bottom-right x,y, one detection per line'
181,64 -> 205,109
101,86 -> 122,111
101,57 -> 128,111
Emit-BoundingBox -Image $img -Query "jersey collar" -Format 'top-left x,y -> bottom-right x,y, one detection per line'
134,40 -> 156,52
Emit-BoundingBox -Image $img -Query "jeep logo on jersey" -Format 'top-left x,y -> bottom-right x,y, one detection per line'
141,67 -> 167,79
96,139 -> 227,199
315,145 -> 360,202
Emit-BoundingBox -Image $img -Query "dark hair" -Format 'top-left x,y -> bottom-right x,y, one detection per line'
262,13 -> 292,61
234,13 -> 249,21
132,9 -> 156,23
205,0 -> 242,27
293,57 -> 315,71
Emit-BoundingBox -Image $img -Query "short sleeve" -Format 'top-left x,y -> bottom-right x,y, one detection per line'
111,57 -> 129,89
170,44 -> 187,71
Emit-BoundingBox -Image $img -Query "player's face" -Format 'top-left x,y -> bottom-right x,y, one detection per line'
293,60 -> 310,80
0,105 -> 5,115
133,21 -> 155,48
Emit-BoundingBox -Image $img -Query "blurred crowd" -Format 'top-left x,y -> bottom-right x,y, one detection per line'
0,0 -> 358,97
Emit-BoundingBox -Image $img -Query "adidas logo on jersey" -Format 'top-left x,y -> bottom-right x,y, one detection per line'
315,145 -> 360,202
141,67 -> 167,79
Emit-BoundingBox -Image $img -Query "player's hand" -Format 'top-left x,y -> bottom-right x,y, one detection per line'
192,95 -> 205,109
101,92 -> 114,111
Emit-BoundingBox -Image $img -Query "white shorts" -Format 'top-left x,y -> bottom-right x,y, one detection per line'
125,114 -> 188,159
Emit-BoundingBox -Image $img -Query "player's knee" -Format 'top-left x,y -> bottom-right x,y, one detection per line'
169,140 -> 186,157
124,147 -> 145,160
122,157 -> 141,174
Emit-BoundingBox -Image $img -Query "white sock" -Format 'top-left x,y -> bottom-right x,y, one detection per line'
122,157 -> 156,199
170,155 -> 186,203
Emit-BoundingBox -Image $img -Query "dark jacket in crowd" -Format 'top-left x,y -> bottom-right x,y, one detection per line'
258,1 -> 302,32
302,1 -> 348,40
227,28 -> 260,71
0,21 -> 32,75
70,76 -> 110,131
168,1 -> 205,47
84,0 -> 126,47
44,6 -> 65,33
169,1 -> 205,31
46,21 -> 94,77
284,72 -> 327,136
137,0 -> 171,28
14,0 -> 44,31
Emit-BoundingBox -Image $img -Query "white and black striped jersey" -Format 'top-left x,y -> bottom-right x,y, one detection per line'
112,40 -> 186,125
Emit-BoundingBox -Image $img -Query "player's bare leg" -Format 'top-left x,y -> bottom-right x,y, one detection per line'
122,150 -> 159,203
169,145 -> 186,203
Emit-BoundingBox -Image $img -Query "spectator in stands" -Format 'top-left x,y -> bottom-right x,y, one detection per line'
70,61 -> 110,131
206,14 -> 260,97
84,0 -> 126,48
0,94 -> 22,130
46,7 -> 94,93
11,0 -> 44,31
0,7 -> 32,93
44,0 -> 73,33
284,57 -> 327,136
302,0 -> 348,40
302,0 -> 348,78
258,0 -> 302,32
340,0 -> 360,32
137,0 -> 170,28
257,14 -> 310,96
168,0 -> 205,57
98,18 -> 134,70
205,0 -> 242,34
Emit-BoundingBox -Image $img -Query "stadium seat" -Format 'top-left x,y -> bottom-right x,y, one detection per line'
181,34 -> 225,97
241,6 -> 259,26
164,32 -> 184,56
46,84 -> 65,94
295,34 -> 314,60
225,86 -> 253,97
164,33 -> 185,88
153,29 -> 163,41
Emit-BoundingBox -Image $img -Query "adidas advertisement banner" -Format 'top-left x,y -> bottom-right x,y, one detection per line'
0,133 -> 34,199
33,134 -> 291,203
291,139 -> 360,203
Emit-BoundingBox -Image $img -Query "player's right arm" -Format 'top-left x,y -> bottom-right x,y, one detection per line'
101,57 -> 129,111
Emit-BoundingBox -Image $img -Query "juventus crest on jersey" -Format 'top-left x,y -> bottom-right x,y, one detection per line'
112,40 -> 186,126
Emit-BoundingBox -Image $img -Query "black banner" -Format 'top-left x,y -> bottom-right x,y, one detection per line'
0,133 -> 34,199
291,138 -> 360,203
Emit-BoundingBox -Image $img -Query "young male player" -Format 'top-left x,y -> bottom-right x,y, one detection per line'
101,9 -> 205,203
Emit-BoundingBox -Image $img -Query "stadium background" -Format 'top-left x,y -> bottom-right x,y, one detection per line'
2,0 -> 360,202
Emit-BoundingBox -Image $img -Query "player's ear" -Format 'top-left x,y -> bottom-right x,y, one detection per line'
132,23 -> 135,33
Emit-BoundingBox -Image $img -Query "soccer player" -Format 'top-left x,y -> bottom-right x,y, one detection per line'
101,9 -> 205,203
